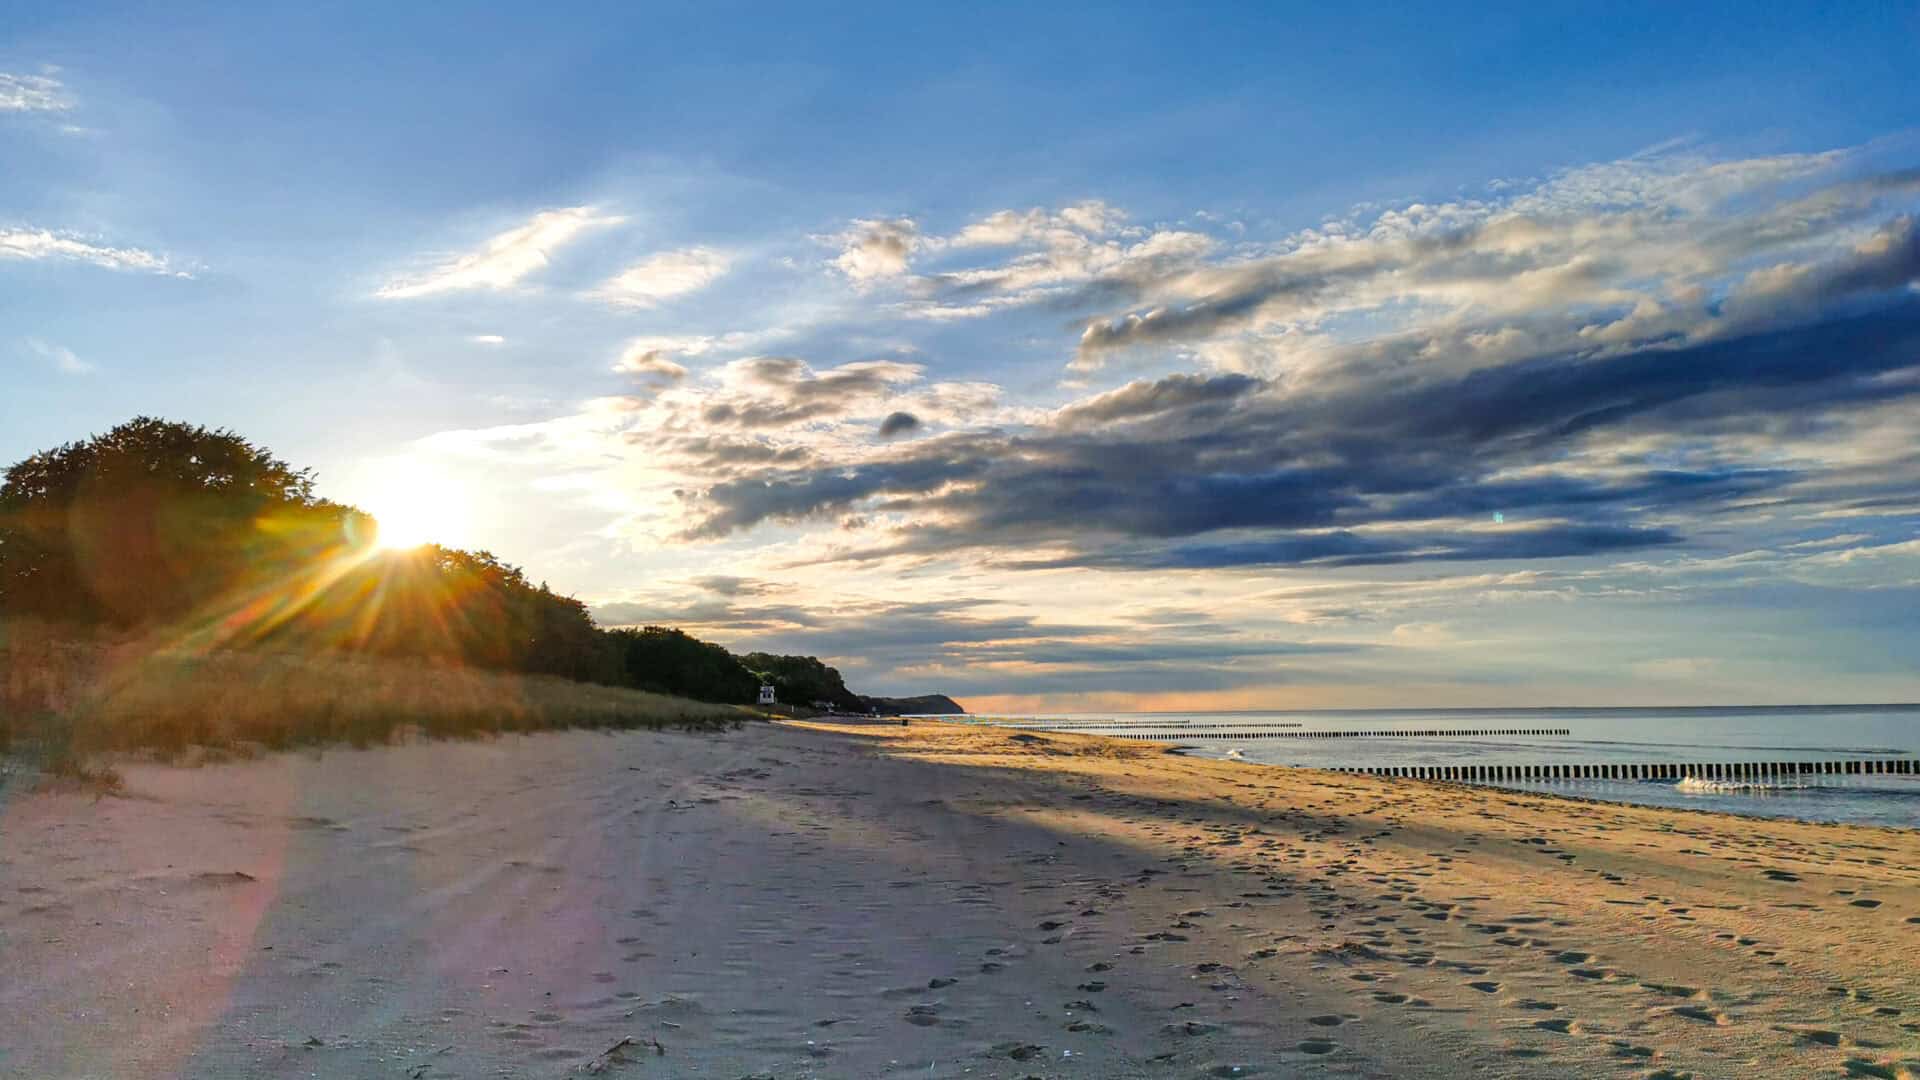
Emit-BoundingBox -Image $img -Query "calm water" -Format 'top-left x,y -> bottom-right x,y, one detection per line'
960,706 -> 1920,828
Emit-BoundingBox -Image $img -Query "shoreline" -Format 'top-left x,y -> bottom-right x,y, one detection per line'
3,718 -> 1918,1077
1169,744 -> 1920,835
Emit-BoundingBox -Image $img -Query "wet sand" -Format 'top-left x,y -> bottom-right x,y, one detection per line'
2,719 -> 1917,1078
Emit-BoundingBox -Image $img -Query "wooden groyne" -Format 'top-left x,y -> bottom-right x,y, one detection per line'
979,718 -> 1307,731
1327,759 -> 1919,782
1012,720 -> 1301,730
1094,727 -> 1572,741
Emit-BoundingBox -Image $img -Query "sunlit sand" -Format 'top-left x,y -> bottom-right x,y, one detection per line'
4,720 -> 1916,1077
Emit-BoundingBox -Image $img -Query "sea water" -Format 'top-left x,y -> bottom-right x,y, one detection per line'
971,706 -> 1920,829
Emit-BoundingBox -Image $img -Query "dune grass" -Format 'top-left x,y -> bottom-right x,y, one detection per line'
0,620 -> 758,779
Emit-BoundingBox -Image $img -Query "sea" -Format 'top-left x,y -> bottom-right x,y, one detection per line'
953,705 -> 1920,829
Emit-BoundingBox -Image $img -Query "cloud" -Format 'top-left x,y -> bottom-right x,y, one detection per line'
676,294 -> 1920,567
469,334 -> 507,345
693,357 -> 925,429
949,200 -> 1126,247
615,344 -> 689,382
0,228 -> 182,275
1012,524 -> 1684,570
590,246 -> 731,307
1052,152 -> 1920,369
24,338 -> 94,375
897,201 -> 1213,321
878,411 -> 921,438
377,206 -> 625,299
0,72 -> 69,112
1051,372 -> 1260,428
825,218 -> 924,283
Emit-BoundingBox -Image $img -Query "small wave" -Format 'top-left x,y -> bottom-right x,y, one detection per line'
1675,776 -> 1808,794
1225,748 -> 1246,760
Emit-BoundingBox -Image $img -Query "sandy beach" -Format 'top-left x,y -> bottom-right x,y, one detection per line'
3,719 -> 1918,1079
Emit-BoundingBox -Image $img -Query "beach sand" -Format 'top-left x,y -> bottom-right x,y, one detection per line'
2,719 -> 1917,1078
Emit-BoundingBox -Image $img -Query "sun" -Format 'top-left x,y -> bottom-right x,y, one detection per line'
358,462 -> 471,551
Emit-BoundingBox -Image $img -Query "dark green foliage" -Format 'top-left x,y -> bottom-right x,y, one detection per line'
741,652 -> 861,710
610,626 -> 761,704
0,417 -> 319,624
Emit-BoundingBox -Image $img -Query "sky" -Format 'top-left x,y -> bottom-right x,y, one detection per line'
5,3 -> 1920,711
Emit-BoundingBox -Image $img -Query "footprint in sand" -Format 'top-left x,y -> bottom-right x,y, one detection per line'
1641,983 -> 1707,1000
1308,1015 -> 1346,1027
1165,1021 -> 1221,1037
1468,981 -> 1502,993
1841,1061 -> 1910,1080
1533,1018 -> 1580,1034
1665,1005 -> 1730,1026
1787,1028 -> 1843,1047
1296,1039 -> 1337,1055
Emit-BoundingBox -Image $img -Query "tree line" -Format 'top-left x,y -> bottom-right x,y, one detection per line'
0,418 -> 941,711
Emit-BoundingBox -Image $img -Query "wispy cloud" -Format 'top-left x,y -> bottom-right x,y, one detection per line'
0,71 -> 70,112
25,338 -> 94,375
590,246 -> 730,307
0,228 -> 183,275
377,206 -> 625,299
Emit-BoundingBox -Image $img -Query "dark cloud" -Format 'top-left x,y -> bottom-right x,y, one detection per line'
681,358 -> 928,431
679,296 -> 1920,568
652,433 -> 815,470
688,575 -> 776,596
681,433 -> 997,539
1072,264 -> 1358,364
878,411 -> 921,438
1053,372 -> 1260,428
1008,524 -> 1682,570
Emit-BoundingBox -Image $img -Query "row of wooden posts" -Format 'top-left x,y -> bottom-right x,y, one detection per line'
1330,759 -> 1919,782
1096,727 -> 1573,741
1006,720 -> 1302,730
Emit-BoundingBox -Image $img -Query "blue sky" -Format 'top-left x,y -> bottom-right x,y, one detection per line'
5,3 -> 1920,708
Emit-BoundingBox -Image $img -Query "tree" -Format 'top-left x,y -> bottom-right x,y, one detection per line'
0,417 -> 323,623
741,652 -> 860,710
610,627 -> 761,704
